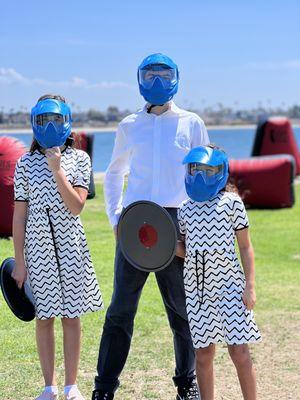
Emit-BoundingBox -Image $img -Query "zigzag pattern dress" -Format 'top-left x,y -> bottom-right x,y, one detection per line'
178,191 -> 261,348
14,147 -> 104,320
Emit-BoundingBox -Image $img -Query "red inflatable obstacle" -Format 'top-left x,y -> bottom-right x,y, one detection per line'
229,155 -> 295,208
0,137 -> 27,237
74,132 -> 96,199
252,117 -> 300,175
74,131 -> 94,157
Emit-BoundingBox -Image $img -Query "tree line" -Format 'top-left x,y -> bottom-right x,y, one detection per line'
1,104 -> 300,127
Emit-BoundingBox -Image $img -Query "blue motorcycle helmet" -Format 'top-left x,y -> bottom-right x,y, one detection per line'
137,53 -> 179,106
183,146 -> 229,202
31,98 -> 72,148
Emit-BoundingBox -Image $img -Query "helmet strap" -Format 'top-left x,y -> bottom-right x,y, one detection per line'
146,103 -> 168,114
147,104 -> 164,113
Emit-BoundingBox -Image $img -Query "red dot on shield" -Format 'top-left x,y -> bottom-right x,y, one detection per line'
138,223 -> 158,248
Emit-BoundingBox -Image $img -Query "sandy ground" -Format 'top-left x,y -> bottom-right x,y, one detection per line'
113,311 -> 300,400
94,172 -> 105,182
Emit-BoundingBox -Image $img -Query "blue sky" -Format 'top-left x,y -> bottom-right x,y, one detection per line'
0,0 -> 299,112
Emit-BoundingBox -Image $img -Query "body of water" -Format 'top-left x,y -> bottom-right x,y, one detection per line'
1,127 -> 300,172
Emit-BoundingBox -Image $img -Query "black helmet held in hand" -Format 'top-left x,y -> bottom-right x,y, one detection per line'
0,257 -> 35,322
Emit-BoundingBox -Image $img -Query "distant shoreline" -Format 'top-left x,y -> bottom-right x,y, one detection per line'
0,124 -> 274,134
0,126 -> 116,134
1,123 -> 299,135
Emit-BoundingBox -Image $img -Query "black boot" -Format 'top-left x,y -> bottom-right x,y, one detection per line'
176,379 -> 200,400
92,390 -> 114,400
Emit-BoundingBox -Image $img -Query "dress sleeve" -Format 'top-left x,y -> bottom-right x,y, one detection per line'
231,195 -> 249,231
14,155 -> 29,202
177,207 -> 186,236
73,150 -> 91,191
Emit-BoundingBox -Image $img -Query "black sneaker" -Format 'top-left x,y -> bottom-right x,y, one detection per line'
92,390 -> 114,400
176,380 -> 200,400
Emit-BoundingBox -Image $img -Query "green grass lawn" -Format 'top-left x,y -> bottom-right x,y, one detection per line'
0,184 -> 299,399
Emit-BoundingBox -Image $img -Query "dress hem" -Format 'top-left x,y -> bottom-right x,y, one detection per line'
193,336 -> 262,349
35,304 -> 104,320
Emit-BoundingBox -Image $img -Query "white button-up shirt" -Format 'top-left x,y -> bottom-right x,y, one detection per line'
104,101 -> 210,226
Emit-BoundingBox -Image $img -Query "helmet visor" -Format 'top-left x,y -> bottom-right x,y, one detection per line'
138,66 -> 178,89
33,113 -> 69,127
188,163 -> 224,185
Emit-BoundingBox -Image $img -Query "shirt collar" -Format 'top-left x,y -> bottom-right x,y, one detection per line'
169,101 -> 181,114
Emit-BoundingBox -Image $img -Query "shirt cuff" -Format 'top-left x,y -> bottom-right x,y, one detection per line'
109,211 -> 122,228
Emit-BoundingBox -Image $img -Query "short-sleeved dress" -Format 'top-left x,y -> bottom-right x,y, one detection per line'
178,191 -> 261,348
14,147 -> 104,320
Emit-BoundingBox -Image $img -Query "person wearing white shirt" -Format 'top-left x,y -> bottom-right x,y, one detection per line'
92,53 -> 209,400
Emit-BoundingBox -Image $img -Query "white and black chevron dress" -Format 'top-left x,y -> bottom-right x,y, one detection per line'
14,147 -> 103,320
178,191 -> 261,348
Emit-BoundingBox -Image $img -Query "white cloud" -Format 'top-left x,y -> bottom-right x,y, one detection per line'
0,67 -> 135,90
69,76 -> 89,87
246,60 -> 300,70
0,68 -> 28,84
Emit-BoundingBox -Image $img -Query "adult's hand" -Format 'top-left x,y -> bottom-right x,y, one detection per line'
113,225 -> 118,240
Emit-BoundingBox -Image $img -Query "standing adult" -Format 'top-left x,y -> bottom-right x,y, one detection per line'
92,53 -> 209,400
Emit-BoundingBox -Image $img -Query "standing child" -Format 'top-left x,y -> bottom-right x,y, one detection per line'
177,145 -> 261,400
12,94 -> 103,400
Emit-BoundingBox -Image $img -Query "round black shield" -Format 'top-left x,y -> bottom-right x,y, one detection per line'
0,258 -> 35,322
118,201 -> 177,272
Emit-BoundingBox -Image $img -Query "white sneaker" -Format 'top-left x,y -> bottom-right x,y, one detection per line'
65,387 -> 85,400
35,390 -> 58,400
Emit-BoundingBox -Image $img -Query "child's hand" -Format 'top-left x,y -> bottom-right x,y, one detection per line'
45,147 -> 61,172
242,286 -> 256,310
176,240 -> 186,258
11,261 -> 27,289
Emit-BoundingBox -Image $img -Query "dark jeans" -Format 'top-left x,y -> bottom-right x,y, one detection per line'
95,208 -> 195,393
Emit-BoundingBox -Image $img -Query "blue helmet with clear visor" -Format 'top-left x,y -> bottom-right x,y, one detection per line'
138,53 -> 179,105
183,146 -> 229,202
31,99 -> 72,148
